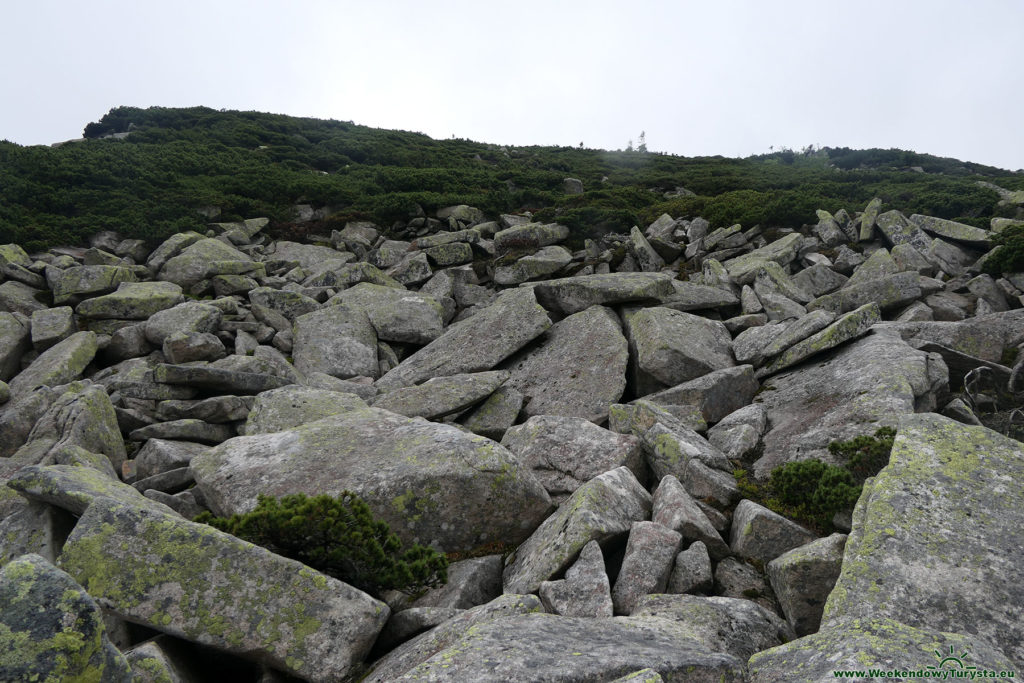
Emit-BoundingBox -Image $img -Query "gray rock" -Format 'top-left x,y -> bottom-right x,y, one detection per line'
500,304 -> 628,423
0,311 -> 31,380
666,541 -> 713,594
858,197 -> 883,241
105,323 -> 152,361
129,419 -> 236,445
651,475 -> 729,559
373,371 -> 508,420
845,248 -> 898,288
411,555 -> 504,610
377,288 -> 551,389
612,521 -> 682,615
493,222 -> 570,254
501,415 -> 643,502
807,271 -> 921,314
192,408 -> 552,553
639,421 -> 732,481
459,385 -> 524,440
890,242 -> 935,276
387,252 -> 433,286
926,237 -> 974,276
8,464 -> 169,516
0,554 -> 131,682
59,497 -> 388,683
791,264 -> 848,298
0,500 -> 73,566
822,414 -> 1024,666
292,304 -> 378,379
643,365 -> 758,424
629,226 -> 666,272
875,210 -> 933,252
76,281 -> 184,319
539,540 -> 614,617
609,399 -> 707,439
909,214 -> 994,247
758,302 -> 880,377
244,385 -> 367,434
0,280 -> 50,316
531,272 -> 675,315
423,242 -> 473,267
873,309 -> 1024,363
660,280 -> 739,312
493,245 -> 573,285
626,307 -> 734,396
248,286 -> 320,321
144,302 -> 221,346
135,439 -> 210,479
156,395 -> 254,424
132,466 -> 194,494
30,306 -> 75,351
158,238 -> 252,289
967,273 -> 1010,312
503,467 -> 651,594
767,533 -> 846,636
145,231 -> 204,273
632,594 -> 794,661
270,240 -> 346,269
707,403 -> 766,459
375,607 -> 464,653
724,233 -> 803,284
152,363 -> 291,395
329,282 -> 445,344
713,557 -> 778,614
8,331 -> 98,399
162,331 -> 226,364
678,458 -> 741,507
52,264 -> 139,304
730,499 -> 817,565
0,386 -> 60,458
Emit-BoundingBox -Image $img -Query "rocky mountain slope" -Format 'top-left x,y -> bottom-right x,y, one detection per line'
1,197 -> 1023,681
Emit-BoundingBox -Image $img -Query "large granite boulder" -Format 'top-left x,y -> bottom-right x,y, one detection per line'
157,238 -> 252,289
500,305 -> 628,424
51,264 -> 138,304
292,304 -> 378,379
0,311 -> 31,381
372,371 -> 509,419
7,331 -> 98,399
531,273 -> 675,315
192,408 -> 552,553
244,385 -> 368,434
328,282 -> 445,344
59,497 -> 388,682
75,281 -> 184,319
626,307 -> 734,396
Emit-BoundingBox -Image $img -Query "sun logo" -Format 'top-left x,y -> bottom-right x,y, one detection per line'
927,645 -> 977,671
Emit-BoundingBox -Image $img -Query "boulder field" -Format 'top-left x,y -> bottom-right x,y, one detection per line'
0,205 -> 1022,680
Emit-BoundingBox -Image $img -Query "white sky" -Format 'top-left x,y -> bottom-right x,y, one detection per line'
3,0 -> 1023,170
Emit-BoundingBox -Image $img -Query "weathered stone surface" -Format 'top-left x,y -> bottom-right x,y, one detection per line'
292,304 -> 378,379
639,421 -> 732,481
0,280 -> 50,316
858,197 -> 883,241
807,271 -> 921,314
145,231 -> 204,273
724,233 -> 803,284
7,464 -> 168,516
627,307 -> 734,395
500,304 -> 627,424
59,497 -> 388,682
493,222 -> 569,254
8,331 -> 98,399
651,475 -> 729,559
612,521 -> 682,615
329,282 -> 445,344
610,399 -> 707,439
124,637 -> 202,682
758,302 -> 880,377
0,386 -> 60,459
135,439 -> 210,479
539,540 -> 614,617
52,264 -> 139,304
244,385 -> 366,434
270,240 -> 346,269
144,302 -> 221,346
193,408 -> 552,553
494,245 -> 573,285
748,619 -> 1015,683
156,395 -> 254,424
76,281 -> 184,319
845,248 -> 898,288
713,557 -> 777,614
822,414 -> 1024,665
666,541 -> 713,594
629,226 -> 666,272
30,306 -> 75,352
660,280 -> 739,312
633,594 -> 795,661
767,533 -> 846,636
158,238 -> 252,289
0,554 -> 132,682
411,555 -> 504,610
129,419 -> 236,445
531,272 -> 675,315
503,467 -> 651,594
644,365 -> 757,424
730,499 -> 817,565
791,263 -> 848,298
423,242 -> 473,267
754,333 -> 948,478
375,607 -> 464,653
611,669 -> 664,682
502,415 -> 643,502
0,311 -> 31,381
459,385 -> 523,440
707,403 -> 766,459
373,371 -> 508,420
909,214 -> 993,247
875,210 -> 933,253
873,309 -> 1024,363
377,287 -> 551,389
386,252 -> 433,286
162,331 -> 226,364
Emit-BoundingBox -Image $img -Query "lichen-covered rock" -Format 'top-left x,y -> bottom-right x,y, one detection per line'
0,280 -> 50,316
493,222 -> 570,254
539,540 -> 614,617
411,555 -> 503,610
659,280 -> 739,312
807,272 -> 921,315
7,331 -> 98,399
329,282 -> 445,344
644,365 -> 758,424
248,286 -> 319,321
493,245 -> 573,285
58,497 -> 388,683
501,415 -> 643,502
0,311 -> 31,381
909,213 -> 994,247
372,371 -> 508,420
292,304 -> 378,379
845,248 -> 898,288
269,240 -> 346,269
626,307 -> 734,396
629,226 -> 666,272
651,475 -> 729,560
244,385 -> 367,434
459,385 -> 523,440
757,302 -> 880,377
503,467 -> 651,594
531,272 -> 675,315
724,233 -> 803,284
767,532 -> 846,636
129,419 -> 236,445
377,287 -> 551,389
30,306 -> 75,352
157,238 -> 252,289
52,264 -> 139,304
730,499 -> 817,565
632,594 -> 795,661
821,414 -> 1024,666
639,421 -> 731,481
162,331 -> 227,364
873,309 -> 1024,363
612,521 -> 682,615
0,500 -> 73,566
76,281 -> 184,319
144,302 -> 221,346
666,541 -> 713,594
192,408 -> 552,553
156,395 -> 254,424
707,403 -> 766,460
423,242 -> 473,267
792,263 -> 848,298
0,554 -> 132,682
7,464 -> 170,516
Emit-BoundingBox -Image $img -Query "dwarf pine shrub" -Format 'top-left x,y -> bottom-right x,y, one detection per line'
196,492 -> 448,596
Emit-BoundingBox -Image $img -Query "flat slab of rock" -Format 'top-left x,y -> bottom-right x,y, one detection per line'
52,264 -> 139,304
660,280 -> 739,312
724,233 -> 803,284
153,363 -> 292,394
807,271 -> 921,314
76,281 -> 184,319
372,371 -> 508,419
192,408 -> 552,553
493,245 -> 572,285
644,365 -> 758,424
382,612 -> 745,681
822,414 -> 1024,666
329,282 -> 445,344
908,213 -> 994,247
531,272 -> 675,315
504,467 -> 651,594
244,385 -> 367,434
757,302 -> 880,377
157,237 -> 252,289
59,497 -> 388,683
376,287 -> 551,389
8,331 -> 98,399
500,304 -> 628,424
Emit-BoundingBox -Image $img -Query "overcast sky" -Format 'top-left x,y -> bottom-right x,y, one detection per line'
3,0 -> 1023,170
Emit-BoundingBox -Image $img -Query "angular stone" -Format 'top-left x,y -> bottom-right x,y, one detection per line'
791,264 -> 848,298
758,302 -> 881,377
192,408 -> 552,553
503,467 -> 651,594
0,311 -> 31,381
807,271 -> 921,314
730,499 -> 817,565
459,385 -> 524,440
858,197 -> 882,241
145,231 -> 204,272
493,222 -> 569,254
76,281 -> 184,319
244,385 -> 367,434
129,419 -> 236,445
501,415 -> 643,502
144,302 -> 221,346
909,214 -> 993,247
876,210 -> 933,252
488,306 -> 627,423
493,245 -> 573,285
153,364 -> 291,394
52,264 -> 139,304
411,555 -> 504,610
270,240 -> 346,269
660,280 -> 739,312
135,439 -> 210,479
629,226 -> 666,272
626,307 -> 734,396
531,272 -> 675,315
386,252 -> 433,286
162,331 -> 226,364
375,607 -> 464,653
0,500 -> 74,566
8,464 -> 168,516
248,286 -> 319,322
873,310 -> 1024,363
377,288 -> 551,389
156,395 -> 254,424
666,541 -> 713,594
713,557 -> 777,614
609,399 -> 707,439
644,365 -> 758,424
59,497 -> 388,683
639,421 -> 731,480
845,248 -> 898,287
612,521 -> 682,615
158,238 -> 252,289
707,403 -> 767,460
651,475 -> 729,559
724,233 -> 803,285
423,242 -> 473,267
539,540 -> 614,617
767,533 -> 846,636
292,304 -> 378,379
8,331 -> 98,399
373,371 -> 508,420
329,282 -> 445,344
822,414 -> 1024,665
0,554 -> 132,682
30,306 -> 75,352
0,280 -> 50,316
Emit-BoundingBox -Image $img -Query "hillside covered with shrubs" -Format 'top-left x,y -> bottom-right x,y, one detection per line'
1,105 -> 1022,252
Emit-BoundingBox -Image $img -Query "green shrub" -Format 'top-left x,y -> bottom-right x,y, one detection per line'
983,225 -> 1024,275
827,426 -> 896,482
195,492 -> 448,596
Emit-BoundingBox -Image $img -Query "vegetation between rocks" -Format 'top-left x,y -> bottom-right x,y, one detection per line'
195,492 -> 448,597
